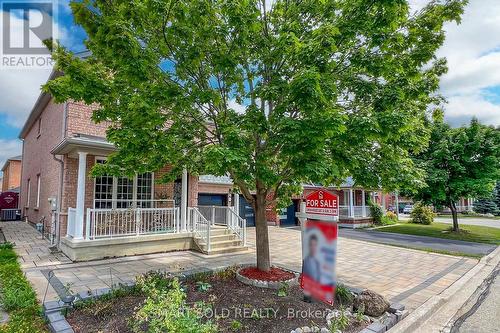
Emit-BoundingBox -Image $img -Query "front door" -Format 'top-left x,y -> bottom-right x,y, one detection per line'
239,195 -> 255,227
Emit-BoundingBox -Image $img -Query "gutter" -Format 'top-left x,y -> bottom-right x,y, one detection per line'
52,102 -> 68,249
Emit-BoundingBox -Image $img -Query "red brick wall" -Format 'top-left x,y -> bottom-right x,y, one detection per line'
1,160 -> 21,192
66,102 -> 110,138
20,98 -> 64,232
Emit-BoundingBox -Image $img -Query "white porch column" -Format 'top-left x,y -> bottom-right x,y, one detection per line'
395,191 -> 400,219
349,188 -> 355,218
361,189 -> 366,217
180,168 -> 188,231
381,191 -> 386,212
74,152 -> 88,240
233,193 -> 240,216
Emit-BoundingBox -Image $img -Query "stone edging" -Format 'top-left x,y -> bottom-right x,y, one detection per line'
235,265 -> 299,289
42,265 -> 407,333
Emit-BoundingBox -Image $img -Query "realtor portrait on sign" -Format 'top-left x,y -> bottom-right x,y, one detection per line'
301,220 -> 338,304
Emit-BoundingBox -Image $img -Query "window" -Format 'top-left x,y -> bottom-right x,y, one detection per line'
26,179 -> 31,207
37,118 -> 42,137
137,173 -> 153,208
93,158 -> 153,209
36,175 -> 41,208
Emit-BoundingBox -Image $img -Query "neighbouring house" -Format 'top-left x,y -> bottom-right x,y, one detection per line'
1,155 -> 22,193
266,178 -> 397,229
19,70 -> 245,261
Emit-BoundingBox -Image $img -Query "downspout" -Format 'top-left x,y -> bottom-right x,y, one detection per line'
52,102 -> 68,249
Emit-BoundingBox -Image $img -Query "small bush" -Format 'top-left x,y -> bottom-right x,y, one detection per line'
411,202 -> 435,225
369,202 -> 384,225
130,276 -> 217,333
385,211 -> 398,222
335,284 -> 353,306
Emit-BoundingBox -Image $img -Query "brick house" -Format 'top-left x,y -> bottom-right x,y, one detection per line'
19,71 -> 245,261
1,155 -> 22,193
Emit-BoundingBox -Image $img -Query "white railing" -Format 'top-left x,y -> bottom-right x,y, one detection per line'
228,207 -> 246,246
86,207 -> 179,239
339,205 -> 370,218
67,207 -> 76,237
92,199 -> 175,210
197,205 -> 230,225
189,207 -> 211,251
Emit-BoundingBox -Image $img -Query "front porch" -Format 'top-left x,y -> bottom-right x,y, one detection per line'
57,141 -> 246,261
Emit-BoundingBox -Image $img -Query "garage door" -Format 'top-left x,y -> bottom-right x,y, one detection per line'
197,194 -> 227,206
239,195 -> 255,227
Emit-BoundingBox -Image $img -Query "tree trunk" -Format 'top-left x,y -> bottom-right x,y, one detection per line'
449,201 -> 459,232
254,192 -> 271,272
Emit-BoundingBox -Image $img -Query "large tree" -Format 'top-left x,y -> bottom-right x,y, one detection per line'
45,0 -> 465,271
411,114 -> 500,231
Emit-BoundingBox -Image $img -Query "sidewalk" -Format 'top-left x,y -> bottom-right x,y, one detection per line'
1,221 -> 479,312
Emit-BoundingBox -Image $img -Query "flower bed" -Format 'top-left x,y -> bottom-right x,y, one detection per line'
63,267 -> 373,333
56,267 -> 408,333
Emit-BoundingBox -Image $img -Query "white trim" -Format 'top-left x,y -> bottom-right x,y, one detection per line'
36,174 -> 41,208
26,178 -> 31,207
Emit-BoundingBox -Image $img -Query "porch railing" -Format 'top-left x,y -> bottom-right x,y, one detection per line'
339,205 -> 371,218
92,199 -> 175,209
228,207 -> 246,246
67,207 -> 76,238
197,205 -> 231,225
189,207 -> 211,251
85,207 -> 179,240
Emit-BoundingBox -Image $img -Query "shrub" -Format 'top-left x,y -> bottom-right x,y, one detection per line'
0,244 -> 47,332
369,201 -> 384,225
385,211 -> 398,222
411,202 -> 435,225
130,277 -> 217,333
335,284 -> 353,306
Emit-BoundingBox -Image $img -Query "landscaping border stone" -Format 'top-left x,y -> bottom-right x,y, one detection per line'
43,264 -> 407,333
235,265 -> 299,289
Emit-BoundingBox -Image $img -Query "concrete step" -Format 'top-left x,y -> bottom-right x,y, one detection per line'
195,233 -> 238,243
203,246 -> 249,255
197,239 -> 243,250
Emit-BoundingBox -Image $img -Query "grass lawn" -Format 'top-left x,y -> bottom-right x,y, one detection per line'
376,222 -> 500,245
436,214 -> 500,220
0,242 -> 47,333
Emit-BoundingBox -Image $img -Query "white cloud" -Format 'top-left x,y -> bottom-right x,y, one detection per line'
445,93 -> 500,126
0,69 -> 51,127
0,139 -> 22,176
0,5 -> 76,128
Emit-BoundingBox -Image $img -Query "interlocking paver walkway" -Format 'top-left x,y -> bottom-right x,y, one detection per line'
1,221 -> 480,311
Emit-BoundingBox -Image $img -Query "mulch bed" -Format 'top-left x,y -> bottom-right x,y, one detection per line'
239,266 -> 295,281
66,275 -> 369,333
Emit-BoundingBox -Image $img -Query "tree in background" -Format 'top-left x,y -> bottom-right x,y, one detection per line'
411,114 -> 500,231
45,0 -> 465,271
473,184 -> 499,215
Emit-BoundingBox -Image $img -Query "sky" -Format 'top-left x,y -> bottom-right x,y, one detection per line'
0,0 -> 500,172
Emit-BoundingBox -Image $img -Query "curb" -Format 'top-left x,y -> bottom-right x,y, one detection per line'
389,245 -> 500,332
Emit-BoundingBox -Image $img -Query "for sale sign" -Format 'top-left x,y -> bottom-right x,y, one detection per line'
305,189 -> 339,216
300,220 -> 338,305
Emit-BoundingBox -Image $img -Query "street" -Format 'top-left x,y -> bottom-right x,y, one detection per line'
452,265 -> 500,333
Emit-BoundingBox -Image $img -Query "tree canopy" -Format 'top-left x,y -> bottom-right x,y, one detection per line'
411,114 -> 500,230
45,0 -> 466,270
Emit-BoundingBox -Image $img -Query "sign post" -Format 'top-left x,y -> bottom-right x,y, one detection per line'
297,189 -> 339,305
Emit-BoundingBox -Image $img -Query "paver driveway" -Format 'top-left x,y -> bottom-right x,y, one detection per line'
1,221 -> 479,311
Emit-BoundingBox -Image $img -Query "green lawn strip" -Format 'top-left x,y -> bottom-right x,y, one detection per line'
436,214 -> 500,220
368,242 -> 482,259
0,242 -> 47,333
376,222 -> 500,245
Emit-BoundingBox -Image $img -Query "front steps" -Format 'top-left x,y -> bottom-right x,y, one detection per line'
194,226 -> 247,255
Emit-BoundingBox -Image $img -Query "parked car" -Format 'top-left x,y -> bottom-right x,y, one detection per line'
403,205 -> 413,214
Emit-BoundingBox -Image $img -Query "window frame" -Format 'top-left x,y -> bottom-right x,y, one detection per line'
35,174 -> 41,208
26,178 -> 31,207
93,157 -> 154,209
